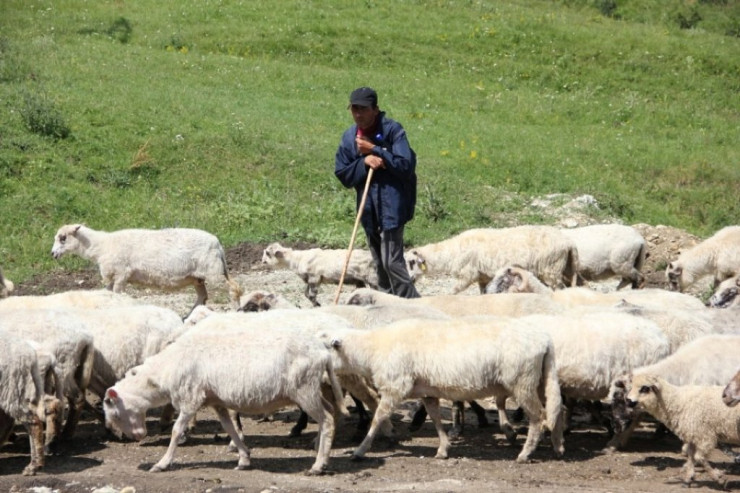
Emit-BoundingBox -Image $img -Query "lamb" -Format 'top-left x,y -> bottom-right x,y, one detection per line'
0,266 -> 14,297
317,316 -> 565,463
50,224 -> 243,316
405,225 -> 579,293
721,368 -> 740,407
708,274 -> 740,308
559,224 -> 647,289
626,373 -> 740,486
486,265 -> 706,311
666,225 -> 740,292
0,332 -> 47,475
261,242 -> 379,306
103,314 -> 348,475
607,334 -> 740,453
346,287 -> 567,317
0,309 -> 95,446
0,288 -> 137,311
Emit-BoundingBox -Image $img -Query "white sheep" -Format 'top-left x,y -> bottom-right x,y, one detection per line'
666,225 -> 740,292
318,317 -> 565,463
0,267 -> 14,298
521,311 -> 672,404
0,309 -> 95,447
0,288 -> 138,311
708,274 -> 740,308
261,242 -> 379,306
235,291 -> 493,436
103,315 -> 348,475
0,332 -> 46,475
405,226 -> 579,293
626,373 -> 740,487
55,305 -> 187,399
50,224 -> 243,315
486,265 -> 706,311
346,287 -> 567,317
607,334 -> 740,453
560,224 -> 647,289
722,367 -> 740,407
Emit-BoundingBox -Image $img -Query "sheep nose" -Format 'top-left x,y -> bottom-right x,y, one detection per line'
626,399 -> 638,408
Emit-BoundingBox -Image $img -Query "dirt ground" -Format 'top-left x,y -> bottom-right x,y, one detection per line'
3,222 -> 736,493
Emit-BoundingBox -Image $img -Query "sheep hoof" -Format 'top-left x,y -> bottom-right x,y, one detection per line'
600,445 -> 617,455
149,464 -> 167,473
305,467 -> 328,476
22,465 -> 38,476
503,428 -> 518,445
435,451 -> 449,460
350,453 -> 365,462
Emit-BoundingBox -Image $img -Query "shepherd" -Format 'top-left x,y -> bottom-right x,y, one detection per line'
334,87 -> 420,300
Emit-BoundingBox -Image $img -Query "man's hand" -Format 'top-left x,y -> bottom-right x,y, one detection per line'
364,155 -> 385,170
356,137 -> 375,156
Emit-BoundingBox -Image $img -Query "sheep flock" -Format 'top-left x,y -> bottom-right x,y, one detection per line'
2,221 -> 740,491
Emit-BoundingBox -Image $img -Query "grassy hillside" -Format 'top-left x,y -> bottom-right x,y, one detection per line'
1,0 -> 738,281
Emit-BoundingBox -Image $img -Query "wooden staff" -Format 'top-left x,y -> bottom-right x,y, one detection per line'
334,168 -> 374,304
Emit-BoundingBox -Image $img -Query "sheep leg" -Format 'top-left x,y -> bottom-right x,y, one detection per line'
194,279 -> 208,306
680,442 -> 697,485
352,394 -> 396,460
159,403 -> 176,433
422,397 -> 450,459
23,415 -> 45,476
408,401 -> 427,432
290,409 -> 309,437
603,414 -> 641,453
226,409 -> 244,451
513,392 -> 545,463
303,396 -> 335,475
495,394 -> 518,445
213,407 -> 251,470
303,275 -> 321,307
61,394 -> 85,440
450,401 -> 464,438
150,409 -> 196,472
693,448 -> 725,487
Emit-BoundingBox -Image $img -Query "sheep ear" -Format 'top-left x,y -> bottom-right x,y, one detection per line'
72,224 -> 82,234
735,278 -> 740,288
106,388 -> 119,400
274,250 -> 284,259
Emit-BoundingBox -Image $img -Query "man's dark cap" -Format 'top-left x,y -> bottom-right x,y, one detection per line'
349,87 -> 378,108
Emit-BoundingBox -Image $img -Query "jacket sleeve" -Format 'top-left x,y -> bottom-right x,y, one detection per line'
334,128 -> 369,189
373,121 -> 416,180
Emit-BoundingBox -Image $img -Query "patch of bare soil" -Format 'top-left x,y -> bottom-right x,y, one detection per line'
3,223 -> 734,493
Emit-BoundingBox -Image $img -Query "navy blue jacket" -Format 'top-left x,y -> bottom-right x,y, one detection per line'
334,112 -> 417,233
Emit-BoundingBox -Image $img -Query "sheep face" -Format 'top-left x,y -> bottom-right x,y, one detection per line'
665,262 -> 683,292
51,224 -> 83,259
261,243 -> 287,267
103,387 -> 148,441
486,266 -> 525,294
626,375 -> 661,411
708,276 -> 740,308
237,290 -> 276,312
609,374 -> 636,434
406,251 -> 426,281
722,371 -> 740,407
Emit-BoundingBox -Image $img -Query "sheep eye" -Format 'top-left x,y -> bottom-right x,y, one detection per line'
59,234 -> 66,243
639,385 -> 651,394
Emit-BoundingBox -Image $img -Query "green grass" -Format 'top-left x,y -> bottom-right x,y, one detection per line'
1,0 -> 738,282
